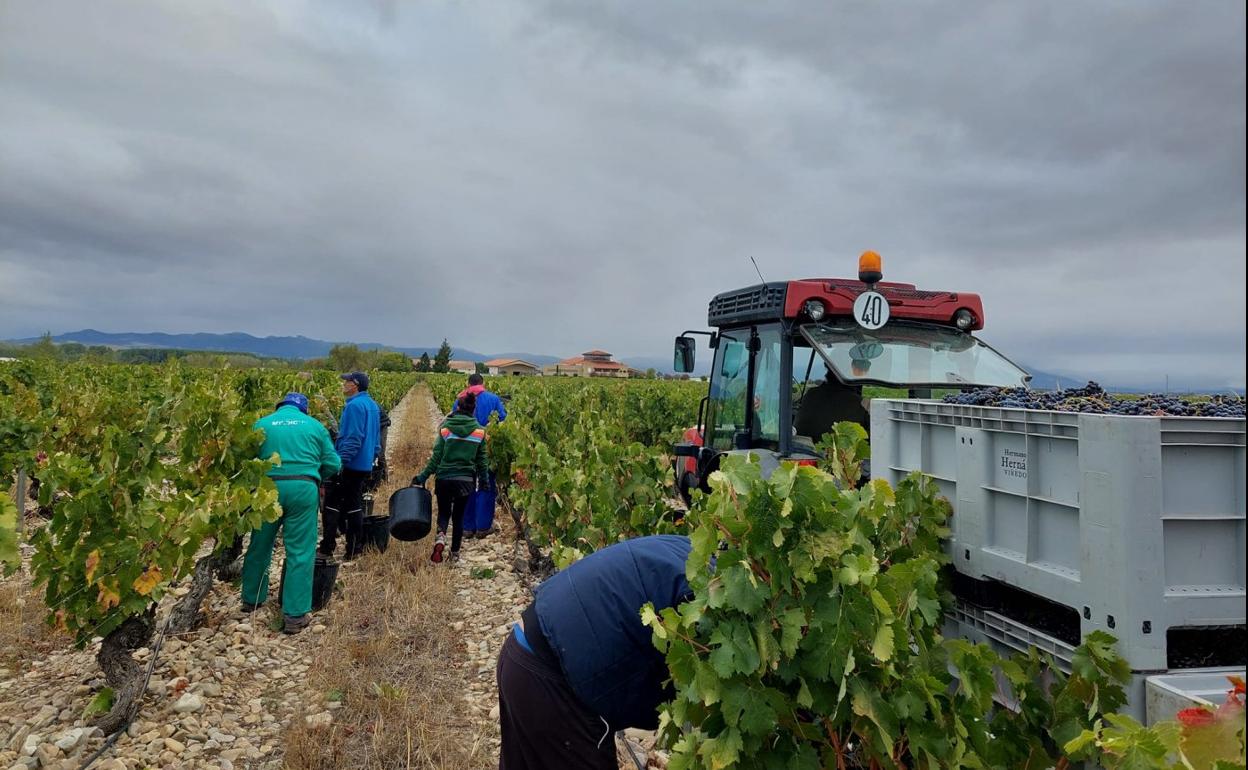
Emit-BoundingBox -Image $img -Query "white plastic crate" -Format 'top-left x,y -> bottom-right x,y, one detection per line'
944,603 -> 1244,725
873,400 -> 1246,672
1145,672 -> 1233,723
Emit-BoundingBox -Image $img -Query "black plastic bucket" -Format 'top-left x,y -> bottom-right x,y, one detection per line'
312,556 -> 338,611
280,555 -> 340,613
362,515 -> 391,553
388,486 -> 433,541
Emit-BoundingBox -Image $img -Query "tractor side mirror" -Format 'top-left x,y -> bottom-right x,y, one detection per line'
674,336 -> 696,373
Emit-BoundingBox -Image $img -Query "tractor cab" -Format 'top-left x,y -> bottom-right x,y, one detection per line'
672,252 -> 1030,500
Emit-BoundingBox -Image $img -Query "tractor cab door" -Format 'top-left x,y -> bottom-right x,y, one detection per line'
697,323 -> 784,462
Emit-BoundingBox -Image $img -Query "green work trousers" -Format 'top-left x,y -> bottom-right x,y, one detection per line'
240,479 -> 320,617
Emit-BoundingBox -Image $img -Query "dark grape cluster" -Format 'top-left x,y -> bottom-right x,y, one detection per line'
943,381 -> 1246,418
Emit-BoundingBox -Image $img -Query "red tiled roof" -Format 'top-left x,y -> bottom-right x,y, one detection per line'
546,357 -> 630,372
553,359 -> 626,370
486,358 -> 538,369
583,349 -> 611,357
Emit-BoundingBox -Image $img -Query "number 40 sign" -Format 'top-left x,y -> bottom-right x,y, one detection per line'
853,290 -> 890,330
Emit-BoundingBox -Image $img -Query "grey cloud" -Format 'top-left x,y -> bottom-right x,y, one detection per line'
538,2 -> 1246,251
0,0 -> 1243,387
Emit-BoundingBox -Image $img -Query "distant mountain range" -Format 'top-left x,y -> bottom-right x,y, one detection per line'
9,329 -> 564,368
7,329 -> 1240,393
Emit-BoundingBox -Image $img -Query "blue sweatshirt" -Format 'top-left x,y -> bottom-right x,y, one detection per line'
474,390 -> 507,427
336,392 -> 380,472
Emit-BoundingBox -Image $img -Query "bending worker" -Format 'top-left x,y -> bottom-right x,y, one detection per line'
321,371 -> 380,561
497,534 -> 692,769
241,392 -> 341,634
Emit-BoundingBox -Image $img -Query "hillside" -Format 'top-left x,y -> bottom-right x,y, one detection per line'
8,330 -> 561,368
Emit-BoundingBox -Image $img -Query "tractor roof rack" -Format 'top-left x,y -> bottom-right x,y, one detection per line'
707,279 -> 986,330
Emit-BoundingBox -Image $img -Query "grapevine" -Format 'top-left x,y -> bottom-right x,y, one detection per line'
0,360 -> 417,731
419,372 -> 702,567
644,455 -> 1245,769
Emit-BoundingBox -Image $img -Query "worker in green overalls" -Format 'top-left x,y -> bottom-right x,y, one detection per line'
241,392 -> 342,634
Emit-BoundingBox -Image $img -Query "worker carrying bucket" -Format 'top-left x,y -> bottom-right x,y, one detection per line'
240,392 -> 342,634
454,373 -> 506,539
497,535 -> 693,769
412,390 -> 489,564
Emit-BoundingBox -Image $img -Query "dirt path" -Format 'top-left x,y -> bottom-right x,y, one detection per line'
410,386 -> 524,767
282,383 -> 472,770
409,393 -> 661,770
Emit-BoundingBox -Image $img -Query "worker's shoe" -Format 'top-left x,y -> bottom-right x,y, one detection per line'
240,601 -> 262,613
283,613 -> 311,635
449,551 -> 461,565
430,532 -> 446,564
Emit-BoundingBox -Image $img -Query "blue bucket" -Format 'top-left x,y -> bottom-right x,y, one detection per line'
464,488 -> 497,538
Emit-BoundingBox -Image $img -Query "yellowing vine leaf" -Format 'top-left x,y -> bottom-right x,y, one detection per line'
97,583 -> 121,610
0,497 -> 19,576
132,565 -> 162,596
84,549 -> 101,584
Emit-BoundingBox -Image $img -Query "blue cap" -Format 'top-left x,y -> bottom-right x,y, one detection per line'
340,371 -> 370,391
278,392 -> 310,414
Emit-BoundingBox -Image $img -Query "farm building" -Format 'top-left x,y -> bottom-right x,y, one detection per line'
484,358 -> 540,376
542,350 -> 632,378
410,358 -> 479,374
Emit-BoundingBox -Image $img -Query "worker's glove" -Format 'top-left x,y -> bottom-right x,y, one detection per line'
411,475 -> 426,488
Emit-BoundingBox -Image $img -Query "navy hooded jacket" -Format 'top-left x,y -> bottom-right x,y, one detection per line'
533,535 -> 692,730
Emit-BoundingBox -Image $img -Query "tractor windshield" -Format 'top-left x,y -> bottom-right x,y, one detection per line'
799,320 -> 1029,389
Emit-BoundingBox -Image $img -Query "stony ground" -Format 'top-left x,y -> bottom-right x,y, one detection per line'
0,384 -> 665,769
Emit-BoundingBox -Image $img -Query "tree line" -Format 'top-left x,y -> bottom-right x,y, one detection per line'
2,334 -> 474,374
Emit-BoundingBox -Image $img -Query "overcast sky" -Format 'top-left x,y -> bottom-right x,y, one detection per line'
1,1 -> 1244,388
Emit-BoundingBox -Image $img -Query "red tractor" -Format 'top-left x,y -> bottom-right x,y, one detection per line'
672,251 -> 1030,501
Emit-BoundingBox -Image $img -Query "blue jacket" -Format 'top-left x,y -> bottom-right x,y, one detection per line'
534,535 -> 692,730
474,390 -> 506,427
336,392 -> 380,472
